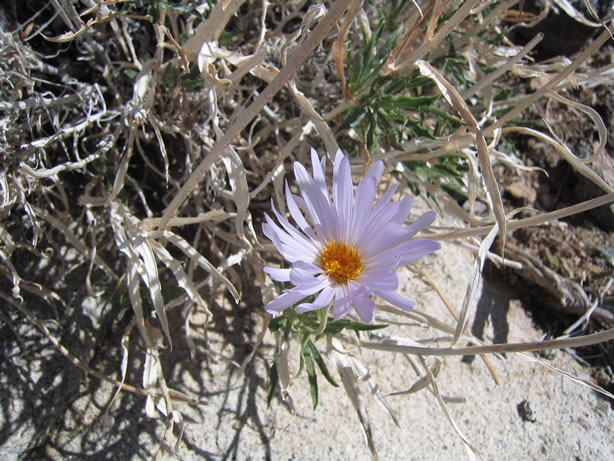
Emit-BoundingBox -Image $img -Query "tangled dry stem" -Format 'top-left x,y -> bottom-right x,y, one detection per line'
1,0 -> 613,459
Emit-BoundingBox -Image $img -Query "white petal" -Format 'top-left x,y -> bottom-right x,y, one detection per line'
311,148 -> 331,205
265,290 -> 308,314
295,285 -> 335,313
294,161 -> 337,242
262,217 -> 285,254
332,286 -> 352,320
294,302 -> 321,313
294,161 -> 321,224
358,201 -> 399,247
405,210 -> 437,238
373,289 -> 415,311
290,266 -> 318,285
273,204 -> 318,259
359,271 -> 399,291
351,175 -> 377,244
290,275 -> 329,295
285,182 -> 310,231
366,160 -> 384,183
371,184 -> 397,218
360,222 -> 407,258
352,295 -> 376,323
263,214 -> 316,263
333,151 -> 353,242
319,151 -> 327,172
361,254 -> 399,275
289,193 -> 321,241
361,211 -> 437,258
293,260 -> 322,274
397,239 -> 441,266
263,267 -> 291,282
392,196 -> 414,223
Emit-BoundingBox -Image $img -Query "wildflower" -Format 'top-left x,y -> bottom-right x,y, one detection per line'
263,149 -> 440,323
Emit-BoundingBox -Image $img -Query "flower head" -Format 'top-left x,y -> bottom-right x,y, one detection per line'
263,149 -> 440,323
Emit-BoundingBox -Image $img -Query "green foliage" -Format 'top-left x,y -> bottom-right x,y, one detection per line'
371,0 -> 409,31
340,16 -> 463,155
267,307 -> 387,409
437,40 -> 474,89
335,6 -> 478,210
266,363 -> 279,407
346,22 -> 402,97
301,342 -> 319,408
406,153 -> 469,199
339,73 -> 441,151
160,63 -> 205,92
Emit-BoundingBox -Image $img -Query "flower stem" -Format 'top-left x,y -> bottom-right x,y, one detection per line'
314,303 -> 332,336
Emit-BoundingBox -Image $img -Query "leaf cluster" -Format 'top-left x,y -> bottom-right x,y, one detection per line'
346,22 -> 402,97
436,41 -> 474,89
267,308 -> 387,409
339,74 -> 441,152
340,20 -> 464,154
406,153 -> 470,200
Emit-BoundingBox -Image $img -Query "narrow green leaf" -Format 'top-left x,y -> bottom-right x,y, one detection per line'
283,309 -> 296,342
322,318 -> 389,336
377,110 -> 403,150
422,106 -> 464,126
373,26 -> 401,65
366,112 -> 379,153
394,95 -> 440,109
409,125 -> 437,141
337,106 -> 367,132
348,49 -> 363,87
122,68 -> 139,79
303,348 -> 319,409
306,340 -> 339,387
409,123 -> 436,140
266,363 -> 279,408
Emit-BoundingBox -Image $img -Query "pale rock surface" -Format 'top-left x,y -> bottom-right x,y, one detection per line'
1,230 -> 613,460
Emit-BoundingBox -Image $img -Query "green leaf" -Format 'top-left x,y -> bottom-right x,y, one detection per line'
160,65 -> 177,91
295,330 -> 310,377
114,305 -> 130,324
321,318 -> 388,336
283,309 -> 296,342
302,347 -> 319,409
366,111 -> 380,153
219,30 -> 238,47
122,68 -> 139,79
181,75 -> 205,91
337,106 -> 367,132
372,26 -> 401,67
409,123 -> 436,140
421,106 -> 464,127
348,49 -> 362,88
306,340 -> 339,387
377,109 -> 403,149
348,23 -> 401,94
268,315 -> 287,333
266,363 -> 279,408
296,349 -> 305,377
393,95 -> 440,109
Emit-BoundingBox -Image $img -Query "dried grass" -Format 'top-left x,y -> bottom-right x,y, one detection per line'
1,0 -> 613,459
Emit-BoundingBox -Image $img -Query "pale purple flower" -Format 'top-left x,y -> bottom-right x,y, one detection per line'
263,149 -> 440,323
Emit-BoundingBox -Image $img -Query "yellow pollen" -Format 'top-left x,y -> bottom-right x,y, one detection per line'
319,240 -> 364,285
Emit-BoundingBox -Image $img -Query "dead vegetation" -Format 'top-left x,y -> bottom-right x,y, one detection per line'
1,0 -> 614,459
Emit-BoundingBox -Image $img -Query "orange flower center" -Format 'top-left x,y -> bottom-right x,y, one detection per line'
319,240 -> 364,285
